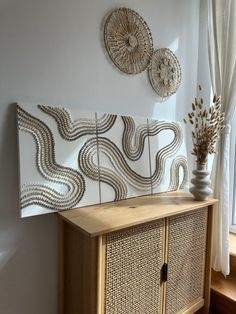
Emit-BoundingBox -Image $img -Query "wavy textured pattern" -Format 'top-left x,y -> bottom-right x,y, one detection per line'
148,120 -> 183,189
121,117 -> 183,171
169,156 -> 188,190
17,103 -> 188,217
79,138 -> 127,201
39,104 -> 116,141
121,116 -> 149,161
79,137 -> 152,200
17,105 -> 85,210
79,120 -> 184,200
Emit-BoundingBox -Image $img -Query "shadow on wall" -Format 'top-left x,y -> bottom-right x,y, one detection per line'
0,103 -> 20,218
0,103 -> 58,314
151,0 -> 200,122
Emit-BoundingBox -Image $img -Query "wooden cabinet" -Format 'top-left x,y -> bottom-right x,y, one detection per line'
58,192 -> 217,314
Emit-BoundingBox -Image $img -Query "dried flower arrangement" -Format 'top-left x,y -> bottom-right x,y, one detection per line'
184,86 -> 225,164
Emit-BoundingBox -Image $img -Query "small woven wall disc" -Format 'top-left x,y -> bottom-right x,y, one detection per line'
104,7 -> 153,74
148,48 -> 182,98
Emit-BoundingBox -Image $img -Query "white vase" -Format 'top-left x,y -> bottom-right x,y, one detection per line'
189,163 -> 212,201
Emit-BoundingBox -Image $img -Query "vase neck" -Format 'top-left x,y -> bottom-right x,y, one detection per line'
196,163 -> 207,170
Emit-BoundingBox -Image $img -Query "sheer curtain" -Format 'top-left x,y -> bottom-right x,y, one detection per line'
207,0 -> 236,276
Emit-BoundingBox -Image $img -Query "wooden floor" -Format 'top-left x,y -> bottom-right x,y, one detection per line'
210,265 -> 236,313
211,270 -> 236,301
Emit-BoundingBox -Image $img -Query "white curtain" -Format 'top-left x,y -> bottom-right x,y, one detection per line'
207,0 -> 236,276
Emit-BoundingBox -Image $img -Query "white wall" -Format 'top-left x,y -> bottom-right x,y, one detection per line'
0,1 -> 200,313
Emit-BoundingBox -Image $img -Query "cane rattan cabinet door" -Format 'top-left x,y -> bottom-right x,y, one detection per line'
165,207 -> 208,314
104,219 -> 165,314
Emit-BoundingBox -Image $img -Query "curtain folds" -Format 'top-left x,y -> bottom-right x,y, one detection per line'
207,0 -> 236,276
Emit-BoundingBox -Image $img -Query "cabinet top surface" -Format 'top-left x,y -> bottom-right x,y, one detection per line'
58,191 -> 217,237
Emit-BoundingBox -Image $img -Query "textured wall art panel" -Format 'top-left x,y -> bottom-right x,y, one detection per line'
17,104 -> 189,218
96,114 -> 152,203
148,119 -> 188,194
17,104 -> 100,217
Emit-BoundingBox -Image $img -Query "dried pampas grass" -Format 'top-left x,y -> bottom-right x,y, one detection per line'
184,86 -> 225,164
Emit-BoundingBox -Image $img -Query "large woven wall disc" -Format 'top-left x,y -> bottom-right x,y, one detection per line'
148,48 -> 182,98
104,8 -> 153,74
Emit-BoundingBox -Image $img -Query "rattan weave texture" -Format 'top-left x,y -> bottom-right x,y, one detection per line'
166,207 -> 208,314
104,8 -> 153,74
148,48 -> 181,98
105,220 -> 164,314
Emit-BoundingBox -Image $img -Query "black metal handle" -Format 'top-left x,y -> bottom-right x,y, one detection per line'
161,263 -> 168,283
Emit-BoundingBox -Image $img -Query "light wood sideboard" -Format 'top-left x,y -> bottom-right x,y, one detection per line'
58,191 -> 217,314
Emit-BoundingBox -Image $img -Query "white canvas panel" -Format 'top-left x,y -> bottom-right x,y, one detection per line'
97,113 -> 152,203
17,104 -> 188,218
17,103 -> 100,217
148,119 -> 188,194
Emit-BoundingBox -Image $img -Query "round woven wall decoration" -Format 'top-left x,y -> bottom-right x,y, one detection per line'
104,8 -> 153,74
148,48 -> 181,98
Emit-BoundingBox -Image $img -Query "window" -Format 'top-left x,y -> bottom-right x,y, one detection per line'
230,114 -> 236,233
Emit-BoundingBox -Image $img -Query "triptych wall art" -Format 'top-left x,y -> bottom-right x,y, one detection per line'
17,104 -> 188,218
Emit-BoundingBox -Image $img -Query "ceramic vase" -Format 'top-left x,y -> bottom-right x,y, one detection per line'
189,163 -> 212,201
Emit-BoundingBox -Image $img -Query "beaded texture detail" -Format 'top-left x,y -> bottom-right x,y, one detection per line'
18,105 -> 85,211
17,103 -> 188,217
168,156 -> 188,191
